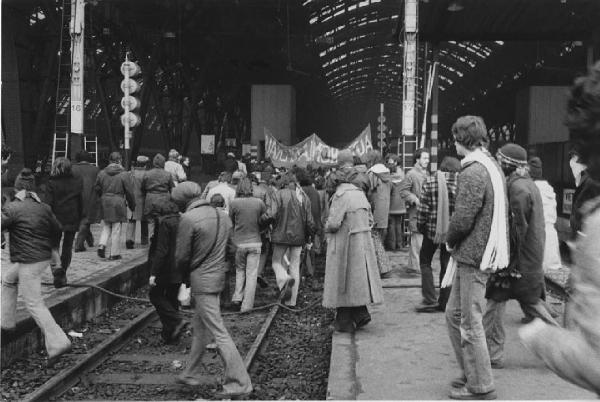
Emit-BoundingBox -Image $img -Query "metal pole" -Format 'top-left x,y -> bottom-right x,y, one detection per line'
123,55 -> 131,169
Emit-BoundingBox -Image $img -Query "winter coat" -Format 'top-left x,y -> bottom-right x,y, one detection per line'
175,199 -> 232,293
45,174 -> 84,232
535,180 -> 562,271
399,165 -> 428,231
229,196 -> 266,246
389,170 -> 407,215
263,186 -> 316,246
322,183 -> 384,308
446,158 -> 509,269
2,192 -> 62,263
487,172 -> 545,303
302,184 -> 323,232
94,163 -> 136,223
130,167 -> 146,221
141,168 -> 173,219
570,171 -> 600,237
72,161 -> 100,223
367,167 -> 392,229
151,213 -> 183,285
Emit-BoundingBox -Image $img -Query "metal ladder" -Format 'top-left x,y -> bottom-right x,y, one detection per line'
84,136 -> 98,166
51,0 -> 73,167
401,134 -> 419,172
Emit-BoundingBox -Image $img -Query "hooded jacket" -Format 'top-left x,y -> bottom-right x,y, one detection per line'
142,155 -> 174,219
367,164 -> 392,229
95,163 -> 136,223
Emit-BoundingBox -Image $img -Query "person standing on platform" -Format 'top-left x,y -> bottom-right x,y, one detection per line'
1,172 -> 72,366
229,178 -> 266,312
148,199 -> 187,344
173,182 -> 252,398
323,165 -> 383,333
415,156 -> 460,313
126,155 -> 149,249
484,144 -> 559,369
365,150 -> 393,278
519,61 -> 600,395
385,159 -> 406,252
72,151 -> 100,252
527,157 -> 562,271
262,171 -> 315,307
45,157 -> 84,287
95,152 -> 136,260
399,148 -> 430,274
445,116 -> 509,400
164,149 -> 187,186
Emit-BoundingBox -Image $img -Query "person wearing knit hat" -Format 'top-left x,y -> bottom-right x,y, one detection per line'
174,179 -> 253,397
527,157 -> 562,273
484,143 -> 559,371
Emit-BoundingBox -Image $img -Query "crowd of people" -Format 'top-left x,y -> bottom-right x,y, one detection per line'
2,62 -> 600,398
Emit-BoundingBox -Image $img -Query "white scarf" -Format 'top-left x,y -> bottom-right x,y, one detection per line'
442,149 -> 509,287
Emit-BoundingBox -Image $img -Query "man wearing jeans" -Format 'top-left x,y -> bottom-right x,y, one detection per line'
415,156 -> 460,312
445,116 -> 508,400
399,149 -> 429,274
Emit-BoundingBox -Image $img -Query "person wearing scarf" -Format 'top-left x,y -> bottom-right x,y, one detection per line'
483,144 -> 559,370
444,115 -> 508,400
415,157 -> 460,313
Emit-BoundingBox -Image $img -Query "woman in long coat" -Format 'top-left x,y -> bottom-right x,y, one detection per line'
323,181 -> 384,333
142,154 -> 174,222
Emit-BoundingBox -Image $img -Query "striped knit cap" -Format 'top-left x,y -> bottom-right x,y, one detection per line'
497,143 -> 527,168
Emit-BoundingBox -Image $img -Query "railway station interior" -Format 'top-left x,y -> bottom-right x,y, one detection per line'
2,0 -> 600,400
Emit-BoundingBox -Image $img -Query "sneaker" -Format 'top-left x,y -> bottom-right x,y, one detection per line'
109,255 -> 122,261
415,302 -> 439,313
449,386 -> 496,400
97,246 -> 106,258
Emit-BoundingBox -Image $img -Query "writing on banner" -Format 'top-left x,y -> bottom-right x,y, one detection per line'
265,126 -> 373,167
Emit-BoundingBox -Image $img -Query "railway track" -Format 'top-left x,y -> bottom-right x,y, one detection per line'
23,294 -> 283,401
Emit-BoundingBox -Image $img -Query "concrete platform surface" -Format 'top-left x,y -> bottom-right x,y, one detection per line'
327,251 -> 596,400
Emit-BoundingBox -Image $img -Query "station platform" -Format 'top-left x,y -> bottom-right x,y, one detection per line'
327,250 -> 596,400
1,223 -> 150,365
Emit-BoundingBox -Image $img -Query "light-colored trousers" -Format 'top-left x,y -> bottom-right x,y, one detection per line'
182,292 -> 252,395
233,244 -> 261,312
99,221 -> 122,257
1,260 -> 71,356
271,244 -> 302,306
445,264 -> 494,394
409,231 -> 423,272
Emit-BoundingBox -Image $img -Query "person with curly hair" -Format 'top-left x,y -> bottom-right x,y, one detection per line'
520,61 -> 600,395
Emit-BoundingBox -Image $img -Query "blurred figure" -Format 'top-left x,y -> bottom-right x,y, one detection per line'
385,157 -> 406,251
224,152 -> 238,174
323,160 -> 383,333
164,149 -> 187,186
72,151 -> 99,252
45,157 -> 83,287
229,178 -> 266,312
415,156 -> 460,312
2,170 -> 71,365
297,168 -> 322,281
148,199 -> 187,344
182,156 -> 191,180
95,152 -> 136,260
528,157 -> 562,271
126,155 -> 149,249
520,61 -> 600,395
173,182 -> 252,398
399,148 -> 430,274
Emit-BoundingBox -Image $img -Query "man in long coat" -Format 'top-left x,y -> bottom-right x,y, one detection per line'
72,151 -> 100,252
323,155 -> 384,333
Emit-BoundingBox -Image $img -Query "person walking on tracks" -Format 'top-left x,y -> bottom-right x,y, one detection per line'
95,152 -> 136,260
1,171 -> 72,366
45,157 -> 84,288
72,150 -> 100,252
323,153 -> 384,333
520,62 -> 600,395
173,182 -> 252,398
444,116 -> 509,400
415,156 -> 460,313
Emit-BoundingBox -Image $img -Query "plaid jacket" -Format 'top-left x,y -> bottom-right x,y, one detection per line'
417,171 -> 458,241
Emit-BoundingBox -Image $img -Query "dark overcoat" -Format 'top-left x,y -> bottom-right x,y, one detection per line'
45,174 -> 84,232
72,161 -> 100,222
95,163 -> 136,223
